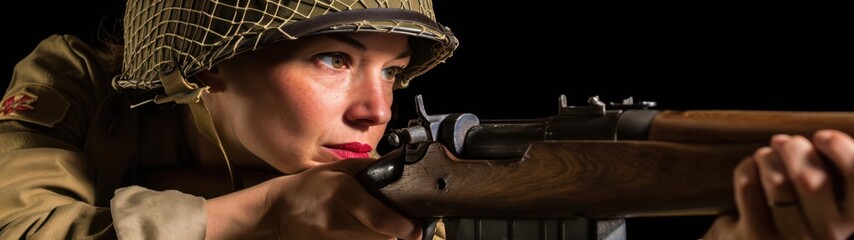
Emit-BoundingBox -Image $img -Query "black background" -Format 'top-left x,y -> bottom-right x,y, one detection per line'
2,2 -> 847,239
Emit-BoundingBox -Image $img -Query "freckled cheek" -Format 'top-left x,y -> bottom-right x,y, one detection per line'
274,85 -> 339,135
305,67 -> 353,89
384,90 -> 394,107
235,78 -> 301,138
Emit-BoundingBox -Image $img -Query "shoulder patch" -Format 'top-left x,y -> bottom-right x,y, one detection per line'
0,84 -> 70,127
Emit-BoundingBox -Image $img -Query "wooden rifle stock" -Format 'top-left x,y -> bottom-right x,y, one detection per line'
651,110 -> 854,142
360,109 -> 854,219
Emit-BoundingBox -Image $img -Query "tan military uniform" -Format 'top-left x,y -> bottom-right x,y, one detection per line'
0,35 -> 210,239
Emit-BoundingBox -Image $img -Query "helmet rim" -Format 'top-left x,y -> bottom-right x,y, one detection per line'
115,1 -> 458,91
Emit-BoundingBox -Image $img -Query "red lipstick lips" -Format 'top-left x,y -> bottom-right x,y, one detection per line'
326,142 -> 372,159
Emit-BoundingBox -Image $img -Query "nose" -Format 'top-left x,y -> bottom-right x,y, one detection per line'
344,74 -> 392,128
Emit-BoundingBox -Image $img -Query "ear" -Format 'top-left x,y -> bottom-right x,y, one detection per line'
194,66 -> 225,93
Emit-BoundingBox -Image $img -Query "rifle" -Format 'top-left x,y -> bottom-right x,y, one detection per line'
358,95 -> 854,239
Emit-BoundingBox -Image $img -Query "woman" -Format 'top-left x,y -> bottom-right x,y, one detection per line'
196,32 -> 424,239
0,1 -> 454,239
0,1 -> 850,240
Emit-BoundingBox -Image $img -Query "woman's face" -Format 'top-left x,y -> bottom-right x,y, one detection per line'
200,32 -> 410,174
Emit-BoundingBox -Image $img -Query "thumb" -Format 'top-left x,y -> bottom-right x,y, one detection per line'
323,158 -> 378,176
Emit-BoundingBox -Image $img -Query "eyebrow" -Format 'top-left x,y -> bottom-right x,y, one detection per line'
326,35 -> 412,60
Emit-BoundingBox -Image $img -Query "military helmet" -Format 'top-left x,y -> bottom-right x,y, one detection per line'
113,0 -> 458,92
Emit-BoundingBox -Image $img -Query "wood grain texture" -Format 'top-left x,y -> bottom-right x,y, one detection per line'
376,141 -> 760,218
650,110 -> 854,142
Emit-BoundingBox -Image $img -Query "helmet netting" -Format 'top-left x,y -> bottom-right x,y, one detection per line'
114,0 -> 457,91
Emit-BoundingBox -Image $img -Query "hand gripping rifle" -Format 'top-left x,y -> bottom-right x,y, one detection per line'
358,95 -> 854,239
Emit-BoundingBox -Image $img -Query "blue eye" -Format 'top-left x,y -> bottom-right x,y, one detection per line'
318,53 -> 347,69
382,66 -> 404,81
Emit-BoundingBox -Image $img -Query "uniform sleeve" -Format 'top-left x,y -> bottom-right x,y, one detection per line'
0,148 -> 114,238
0,35 -> 116,239
0,34 -> 140,240
0,35 -> 210,240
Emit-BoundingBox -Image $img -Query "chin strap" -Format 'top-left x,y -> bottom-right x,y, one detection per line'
157,63 -> 243,191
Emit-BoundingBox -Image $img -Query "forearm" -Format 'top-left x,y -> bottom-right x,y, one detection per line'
205,180 -> 272,240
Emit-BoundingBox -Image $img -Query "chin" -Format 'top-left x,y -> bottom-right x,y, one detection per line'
267,160 -> 311,174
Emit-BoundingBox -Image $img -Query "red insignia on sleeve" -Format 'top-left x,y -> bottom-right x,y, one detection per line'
0,84 -> 68,127
0,93 -> 38,117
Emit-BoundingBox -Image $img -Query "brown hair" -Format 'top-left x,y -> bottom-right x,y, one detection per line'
91,5 -> 125,76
